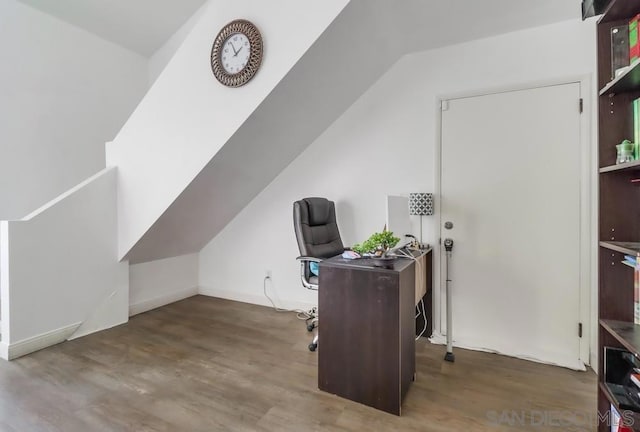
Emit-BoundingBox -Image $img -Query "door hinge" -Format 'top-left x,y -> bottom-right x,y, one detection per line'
578,323 -> 583,338
439,238 -> 442,245
579,98 -> 583,113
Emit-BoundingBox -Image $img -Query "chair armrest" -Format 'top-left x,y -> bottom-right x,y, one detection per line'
296,256 -> 323,263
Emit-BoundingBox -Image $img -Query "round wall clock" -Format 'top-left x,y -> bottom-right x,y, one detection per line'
210,20 -> 263,87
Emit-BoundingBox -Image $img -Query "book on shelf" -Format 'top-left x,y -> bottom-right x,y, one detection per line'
631,14 -> 640,64
625,255 -> 637,266
635,258 -> 640,325
635,99 -> 640,161
612,403 -> 636,432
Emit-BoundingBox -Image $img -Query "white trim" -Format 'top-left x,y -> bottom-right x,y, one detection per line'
198,286 -> 316,312
433,100 -> 443,338
1,322 -> 81,360
435,75 -> 593,367
0,221 -> 9,344
578,76 -> 594,367
21,167 -> 116,221
129,286 -> 198,316
428,332 -> 586,371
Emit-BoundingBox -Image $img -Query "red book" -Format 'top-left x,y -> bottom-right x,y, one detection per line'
631,14 -> 640,63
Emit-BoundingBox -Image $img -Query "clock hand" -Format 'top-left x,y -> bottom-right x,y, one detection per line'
229,42 -> 238,55
234,46 -> 243,57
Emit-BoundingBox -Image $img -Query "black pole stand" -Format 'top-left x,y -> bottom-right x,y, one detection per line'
444,238 -> 455,363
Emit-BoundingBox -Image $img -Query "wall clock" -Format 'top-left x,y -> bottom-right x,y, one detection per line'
210,20 -> 263,87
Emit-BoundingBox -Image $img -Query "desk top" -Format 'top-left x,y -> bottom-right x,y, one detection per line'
320,247 -> 431,274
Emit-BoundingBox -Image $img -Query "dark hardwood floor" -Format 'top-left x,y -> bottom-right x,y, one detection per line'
0,296 -> 596,431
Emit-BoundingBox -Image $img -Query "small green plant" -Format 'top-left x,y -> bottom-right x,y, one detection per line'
352,227 -> 400,255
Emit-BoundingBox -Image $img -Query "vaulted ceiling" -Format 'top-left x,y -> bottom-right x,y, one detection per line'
17,0 -> 581,59
16,0 -> 208,56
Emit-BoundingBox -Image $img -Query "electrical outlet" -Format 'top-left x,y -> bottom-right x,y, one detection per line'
265,270 -> 272,279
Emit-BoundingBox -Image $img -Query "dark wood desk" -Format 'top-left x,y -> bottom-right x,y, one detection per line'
318,249 -> 431,415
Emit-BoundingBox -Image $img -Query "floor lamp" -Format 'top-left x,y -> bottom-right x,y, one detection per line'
409,193 -> 434,245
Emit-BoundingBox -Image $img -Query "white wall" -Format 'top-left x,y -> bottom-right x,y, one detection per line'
1,168 -> 128,359
106,0 -> 349,260
148,1 -> 209,85
0,0 -> 149,220
199,18 -> 598,360
129,253 -> 199,316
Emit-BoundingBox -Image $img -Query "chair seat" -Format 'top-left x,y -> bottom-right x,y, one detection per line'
309,275 -> 318,285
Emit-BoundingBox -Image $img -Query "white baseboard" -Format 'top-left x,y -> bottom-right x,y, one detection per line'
198,286 -> 316,312
1,322 -> 81,360
428,331 -> 446,345
428,332 -> 585,371
129,286 -> 198,317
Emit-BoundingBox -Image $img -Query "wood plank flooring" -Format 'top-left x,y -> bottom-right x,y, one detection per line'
0,296 -> 596,431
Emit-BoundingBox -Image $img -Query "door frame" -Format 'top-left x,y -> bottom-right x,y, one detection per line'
432,76 -> 594,368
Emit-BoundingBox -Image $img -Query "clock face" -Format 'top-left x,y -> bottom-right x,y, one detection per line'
221,33 -> 251,75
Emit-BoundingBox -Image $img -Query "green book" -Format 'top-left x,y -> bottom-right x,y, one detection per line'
634,98 -> 640,160
632,15 -> 640,62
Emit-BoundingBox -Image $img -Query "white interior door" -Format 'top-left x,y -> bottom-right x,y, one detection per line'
440,83 -> 583,370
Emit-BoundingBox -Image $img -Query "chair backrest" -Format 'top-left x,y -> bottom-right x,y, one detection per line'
293,197 -> 344,258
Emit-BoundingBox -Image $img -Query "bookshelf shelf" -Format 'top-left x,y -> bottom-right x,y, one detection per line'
599,0 -> 640,24
599,381 -> 640,426
600,60 -> 640,96
601,319 -> 640,355
600,160 -> 640,173
600,241 -> 640,255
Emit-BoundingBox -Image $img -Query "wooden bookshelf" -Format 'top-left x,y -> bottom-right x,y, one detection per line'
597,0 -> 640,429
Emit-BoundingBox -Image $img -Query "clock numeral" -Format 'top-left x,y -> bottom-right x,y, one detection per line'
224,49 -> 228,53
233,36 -> 238,41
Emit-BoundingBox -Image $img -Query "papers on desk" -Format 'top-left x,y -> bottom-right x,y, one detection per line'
341,250 -> 361,259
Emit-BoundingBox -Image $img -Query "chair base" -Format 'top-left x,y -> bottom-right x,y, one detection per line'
306,316 -> 318,332
308,334 -> 318,351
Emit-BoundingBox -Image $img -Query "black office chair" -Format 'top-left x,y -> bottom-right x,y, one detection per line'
293,197 -> 344,352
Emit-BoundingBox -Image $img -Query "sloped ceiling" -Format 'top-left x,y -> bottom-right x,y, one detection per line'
16,0 -> 580,58
16,0 -> 208,56
124,0 -> 582,263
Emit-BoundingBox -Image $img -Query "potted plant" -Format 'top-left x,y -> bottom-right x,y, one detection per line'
352,226 -> 400,258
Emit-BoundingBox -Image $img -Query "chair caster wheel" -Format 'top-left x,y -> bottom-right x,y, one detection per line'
308,343 -> 317,352
307,323 -> 315,332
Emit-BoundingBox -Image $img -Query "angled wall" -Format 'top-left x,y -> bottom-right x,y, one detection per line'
124,0 -> 405,263
107,0 -> 350,262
